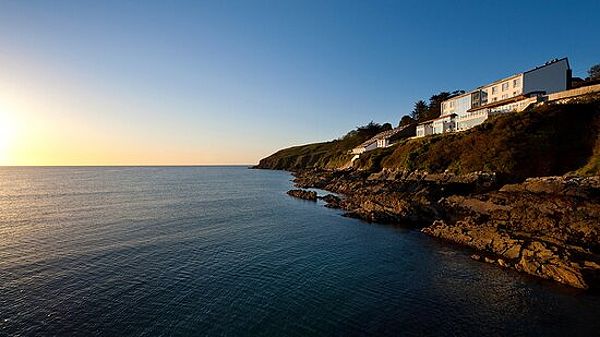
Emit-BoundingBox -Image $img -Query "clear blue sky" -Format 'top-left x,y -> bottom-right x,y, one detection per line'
0,0 -> 598,164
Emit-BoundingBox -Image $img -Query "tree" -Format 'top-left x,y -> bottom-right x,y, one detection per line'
424,90 -> 464,121
398,115 -> 415,127
411,100 -> 429,121
381,122 -> 393,131
409,90 -> 465,123
355,121 -> 392,137
426,91 -> 452,120
588,64 -> 600,81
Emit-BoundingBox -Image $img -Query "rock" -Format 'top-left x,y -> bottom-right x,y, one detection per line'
292,168 -> 600,289
319,194 -> 341,208
423,176 -> 600,289
287,189 -> 317,201
503,244 -> 522,260
484,256 -> 495,264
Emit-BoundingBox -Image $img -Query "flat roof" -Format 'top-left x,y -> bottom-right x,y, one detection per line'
523,57 -> 569,74
444,91 -> 471,101
442,57 -> 570,104
475,73 -> 522,90
417,113 -> 457,125
466,94 -> 527,112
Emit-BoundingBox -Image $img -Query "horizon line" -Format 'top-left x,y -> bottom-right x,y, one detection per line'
0,164 -> 255,168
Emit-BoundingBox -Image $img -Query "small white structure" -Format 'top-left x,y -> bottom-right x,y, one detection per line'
416,122 -> 433,137
432,114 -> 456,134
377,138 -> 389,148
351,124 -> 417,155
416,58 -> 571,137
351,139 -> 378,154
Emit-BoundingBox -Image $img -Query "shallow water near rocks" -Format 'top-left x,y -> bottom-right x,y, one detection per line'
1,166 -> 599,336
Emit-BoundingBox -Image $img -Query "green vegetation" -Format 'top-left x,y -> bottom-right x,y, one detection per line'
409,90 -> 464,122
257,101 -> 600,181
353,146 -> 397,171
255,122 -> 391,170
588,63 -> 600,81
398,115 -> 416,127
383,103 -> 600,180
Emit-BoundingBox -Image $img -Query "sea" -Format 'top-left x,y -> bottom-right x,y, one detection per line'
1,166 -> 599,337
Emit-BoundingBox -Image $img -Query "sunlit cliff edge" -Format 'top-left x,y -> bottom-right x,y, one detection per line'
255,94 -> 600,290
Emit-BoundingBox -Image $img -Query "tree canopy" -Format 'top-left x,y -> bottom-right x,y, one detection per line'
588,64 -> 600,81
410,100 -> 429,121
342,121 -> 392,140
398,115 -> 416,127
409,90 -> 464,122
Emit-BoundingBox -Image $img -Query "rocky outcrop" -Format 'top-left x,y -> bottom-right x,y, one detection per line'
319,194 -> 341,208
258,96 -> 600,289
422,176 -> 600,289
290,169 -> 600,289
287,189 -> 317,201
293,168 -> 498,225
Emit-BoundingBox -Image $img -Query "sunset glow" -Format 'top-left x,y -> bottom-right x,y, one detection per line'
0,1 -> 598,166
0,108 -> 18,164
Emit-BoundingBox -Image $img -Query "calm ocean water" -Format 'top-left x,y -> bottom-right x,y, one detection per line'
1,166 -> 599,337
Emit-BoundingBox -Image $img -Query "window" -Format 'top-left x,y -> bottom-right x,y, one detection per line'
501,94 -> 508,99
513,78 -> 520,88
502,82 -> 509,91
513,91 -> 517,96
492,97 -> 497,102
492,86 -> 497,94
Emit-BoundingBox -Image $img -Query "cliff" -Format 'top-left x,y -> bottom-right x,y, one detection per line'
261,99 -> 600,289
258,102 -> 600,180
255,122 -> 392,170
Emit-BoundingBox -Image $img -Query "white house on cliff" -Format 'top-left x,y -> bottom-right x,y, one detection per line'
416,58 -> 571,137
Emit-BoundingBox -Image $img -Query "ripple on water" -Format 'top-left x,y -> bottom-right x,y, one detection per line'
0,166 -> 599,337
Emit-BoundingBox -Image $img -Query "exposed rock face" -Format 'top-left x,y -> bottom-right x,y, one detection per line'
319,194 -> 341,208
423,176 -> 600,289
291,169 -> 600,289
293,168 -> 498,225
287,189 -> 317,201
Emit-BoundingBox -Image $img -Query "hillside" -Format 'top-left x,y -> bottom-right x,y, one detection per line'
255,122 -> 391,170
257,101 -> 600,181
279,100 -> 600,289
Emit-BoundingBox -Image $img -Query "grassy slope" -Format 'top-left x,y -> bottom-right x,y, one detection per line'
258,102 -> 600,179
379,103 -> 600,180
255,128 -> 383,170
255,141 -> 352,170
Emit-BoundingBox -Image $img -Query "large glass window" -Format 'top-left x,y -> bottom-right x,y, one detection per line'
502,82 -> 509,91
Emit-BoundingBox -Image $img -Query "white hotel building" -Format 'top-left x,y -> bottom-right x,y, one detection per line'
416,58 -> 571,137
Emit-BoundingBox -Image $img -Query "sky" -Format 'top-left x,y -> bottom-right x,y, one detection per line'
0,0 -> 598,165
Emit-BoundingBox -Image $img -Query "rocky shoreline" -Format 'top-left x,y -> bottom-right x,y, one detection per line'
287,169 -> 600,290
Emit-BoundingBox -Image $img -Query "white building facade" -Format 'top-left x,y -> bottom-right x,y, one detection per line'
416,58 -> 571,137
416,122 -> 433,137
351,140 -> 377,154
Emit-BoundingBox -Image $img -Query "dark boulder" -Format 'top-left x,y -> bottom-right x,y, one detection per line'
319,194 -> 341,208
287,189 -> 317,201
